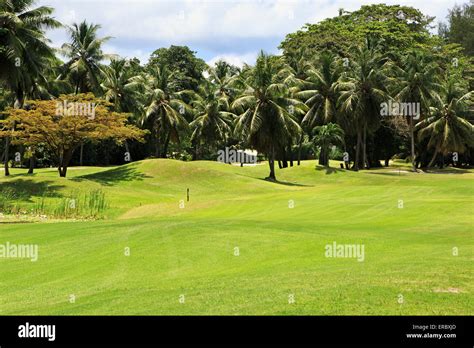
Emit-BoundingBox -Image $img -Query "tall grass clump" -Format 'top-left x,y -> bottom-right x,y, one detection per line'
33,189 -> 109,219
0,188 -> 16,214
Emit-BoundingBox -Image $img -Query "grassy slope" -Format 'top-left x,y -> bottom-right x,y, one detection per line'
0,159 -> 472,315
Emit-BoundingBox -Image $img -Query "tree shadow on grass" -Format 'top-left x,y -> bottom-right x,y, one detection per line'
315,165 -> 346,175
366,171 -> 413,176
258,178 -> 312,187
0,179 -> 65,202
72,163 -> 151,186
422,167 -> 472,174
367,167 -> 472,176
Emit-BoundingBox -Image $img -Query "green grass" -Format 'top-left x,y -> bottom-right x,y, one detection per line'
0,159 -> 472,315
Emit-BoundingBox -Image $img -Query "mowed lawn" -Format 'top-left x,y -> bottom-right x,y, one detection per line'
0,159 -> 472,315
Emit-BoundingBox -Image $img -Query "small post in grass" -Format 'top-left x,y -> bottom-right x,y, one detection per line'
187,188 -> 189,202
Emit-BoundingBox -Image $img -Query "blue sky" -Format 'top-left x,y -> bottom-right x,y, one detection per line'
38,0 -> 461,67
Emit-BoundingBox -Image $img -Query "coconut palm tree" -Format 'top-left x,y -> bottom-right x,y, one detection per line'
130,65 -> 189,158
60,21 -> 112,95
101,58 -> 140,112
283,49 -> 310,165
60,21 -> 113,165
391,50 -> 441,170
207,61 -> 242,103
188,80 -> 235,159
417,77 -> 473,167
0,0 -> 60,176
338,40 -> 389,170
101,58 -> 143,160
295,51 -> 346,166
312,122 -> 345,166
297,51 -> 343,129
232,52 -> 305,181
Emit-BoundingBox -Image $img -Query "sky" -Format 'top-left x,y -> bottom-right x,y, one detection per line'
38,0 -> 463,67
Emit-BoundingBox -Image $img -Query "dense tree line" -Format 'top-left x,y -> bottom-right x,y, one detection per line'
1,1 -> 473,180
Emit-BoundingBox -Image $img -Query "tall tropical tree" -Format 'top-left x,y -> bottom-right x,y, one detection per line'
130,65 -> 189,158
188,80 -> 234,159
295,52 -> 347,165
312,122 -> 345,166
391,50 -> 441,170
101,58 -> 144,160
60,21 -> 112,95
101,58 -> 141,112
232,52 -> 305,181
297,51 -> 343,130
60,20 -> 113,165
338,40 -> 389,170
0,0 -> 60,176
208,61 -> 242,103
417,76 -> 474,167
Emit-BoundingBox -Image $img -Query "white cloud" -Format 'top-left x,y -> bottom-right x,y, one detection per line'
207,52 -> 259,68
39,0 -> 461,62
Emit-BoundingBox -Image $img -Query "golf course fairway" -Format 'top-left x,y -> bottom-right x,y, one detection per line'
0,159 -> 472,315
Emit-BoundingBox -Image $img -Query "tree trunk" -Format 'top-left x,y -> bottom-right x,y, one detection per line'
428,150 -> 438,168
267,146 -> 276,181
192,141 -> 198,161
281,147 -> 289,168
297,134 -> 303,166
162,131 -> 171,158
154,123 -> 161,158
409,116 -> 416,171
155,139 -> 161,158
318,147 -> 325,165
362,123 -> 367,169
28,154 -> 35,174
4,137 -> 10,176
79,143 -> 84,166
58,150 -> 74,178
288,145 -> 293,167
354,130 -> 362,171
3,94 -> 23,177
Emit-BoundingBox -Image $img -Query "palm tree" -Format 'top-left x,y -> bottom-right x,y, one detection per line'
60,21 -> 112,95
188,81 -> 235,159
232,52 -> 305,181
130,65 -> 189,158
0,0 -> 60,176
338,40 -> 389,170
101,58 -> 143,160
391,50 -> 441,170
101,58 -> 142,112
297,52 -> 343,129
295,51 -> 345,165
312,123 -> 345,166
60,21 -> 113,165
208,61 -> 242,103
417,77 -> 473,167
